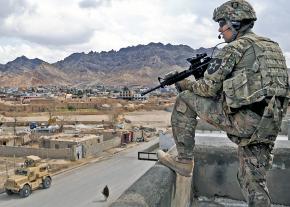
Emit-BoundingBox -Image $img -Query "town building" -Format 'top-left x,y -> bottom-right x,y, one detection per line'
40,134 -> 103,159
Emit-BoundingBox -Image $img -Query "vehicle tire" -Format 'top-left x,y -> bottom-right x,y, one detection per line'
5,189 -> 13,195
19,184 -> 31,198
42,177 -> 51,189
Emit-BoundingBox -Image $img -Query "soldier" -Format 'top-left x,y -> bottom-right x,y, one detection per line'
157,0 -> 289,206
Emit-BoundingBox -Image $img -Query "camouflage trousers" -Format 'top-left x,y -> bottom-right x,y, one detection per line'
238,143 -> 273,206
171,90 -> 274,206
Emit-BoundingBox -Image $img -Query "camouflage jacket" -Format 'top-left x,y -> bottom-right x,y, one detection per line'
191,31 -> 289,109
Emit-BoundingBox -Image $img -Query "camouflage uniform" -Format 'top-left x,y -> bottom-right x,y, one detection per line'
171,0 -> 289,206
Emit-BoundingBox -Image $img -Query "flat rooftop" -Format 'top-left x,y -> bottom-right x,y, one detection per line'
41,134 -> 100,142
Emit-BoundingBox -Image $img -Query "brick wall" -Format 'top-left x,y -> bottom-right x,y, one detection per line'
0,145 -> 73,160
103,137 -> 121,150
0,137 -> 121,160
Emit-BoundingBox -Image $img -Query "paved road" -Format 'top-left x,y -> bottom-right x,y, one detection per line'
0,138 -> 158,207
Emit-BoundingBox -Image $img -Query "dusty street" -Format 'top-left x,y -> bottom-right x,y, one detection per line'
0,138 -> 158,207
2,110 -> 172,129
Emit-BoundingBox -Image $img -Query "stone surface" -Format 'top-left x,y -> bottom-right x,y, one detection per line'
110,164 -> 175,207
112,134 -> 290,206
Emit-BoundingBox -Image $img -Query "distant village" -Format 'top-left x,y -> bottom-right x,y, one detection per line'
0,84 -> 176,185
0,84 -> 177,103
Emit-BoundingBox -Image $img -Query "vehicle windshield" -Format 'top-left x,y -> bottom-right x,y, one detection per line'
15,169 -> 28,176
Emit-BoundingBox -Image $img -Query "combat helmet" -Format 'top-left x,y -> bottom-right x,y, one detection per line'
213,0 -> 257,22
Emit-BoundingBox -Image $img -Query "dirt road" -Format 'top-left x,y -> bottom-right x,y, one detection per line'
2,110 -> 171,129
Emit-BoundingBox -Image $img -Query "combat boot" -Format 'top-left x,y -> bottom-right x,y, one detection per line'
157,150 -> 194,177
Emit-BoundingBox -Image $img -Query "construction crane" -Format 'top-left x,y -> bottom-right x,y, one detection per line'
47,115 -> 64,132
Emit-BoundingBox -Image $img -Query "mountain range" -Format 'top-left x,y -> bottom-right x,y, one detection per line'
0,43 -> 214,87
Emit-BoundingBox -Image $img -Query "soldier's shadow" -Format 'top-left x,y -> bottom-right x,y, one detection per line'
92,195 -> 107,203
92,199 -> 106,203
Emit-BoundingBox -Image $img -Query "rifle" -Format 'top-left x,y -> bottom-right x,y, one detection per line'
141,53 -> 211,96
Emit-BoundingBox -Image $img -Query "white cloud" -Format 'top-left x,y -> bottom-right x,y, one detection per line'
78,0 -> 111,9
1,0 -> 96,45
0,0 -> 289,65
79,0 -> 99,8
0,39 -> 70,64
0,0 -> 29,18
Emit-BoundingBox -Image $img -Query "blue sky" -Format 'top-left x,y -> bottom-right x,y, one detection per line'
0,0 -> 289,65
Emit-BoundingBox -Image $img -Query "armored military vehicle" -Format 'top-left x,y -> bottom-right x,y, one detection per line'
4,155 -> 52,198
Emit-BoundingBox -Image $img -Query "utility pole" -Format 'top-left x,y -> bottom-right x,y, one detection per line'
13,101 -> 17,146
74,117 -> 78,135
5,159 -> 8,178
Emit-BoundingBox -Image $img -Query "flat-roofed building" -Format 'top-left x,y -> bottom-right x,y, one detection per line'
40,134 -> 103,159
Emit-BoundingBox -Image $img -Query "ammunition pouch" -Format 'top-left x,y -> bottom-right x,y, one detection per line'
239,96 -> 289,146
223,72 -> 266,109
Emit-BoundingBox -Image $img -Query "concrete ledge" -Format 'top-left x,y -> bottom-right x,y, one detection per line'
193,141 -> 290,205
110,164 -> 175,207
193,145 -> 242,200
112,136 -> 290,206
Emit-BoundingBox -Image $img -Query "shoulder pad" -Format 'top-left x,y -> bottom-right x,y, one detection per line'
217,41 -> 247,59
240,33 -> 277,44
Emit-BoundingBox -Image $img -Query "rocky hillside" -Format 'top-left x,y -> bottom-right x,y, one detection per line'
0,65 -> 70,87
0,43 -> 214,87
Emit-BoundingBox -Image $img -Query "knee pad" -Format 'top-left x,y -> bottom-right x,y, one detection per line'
175,97 -> 188,114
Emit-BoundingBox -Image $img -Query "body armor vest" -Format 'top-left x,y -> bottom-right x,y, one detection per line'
223,33 -> 289,108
